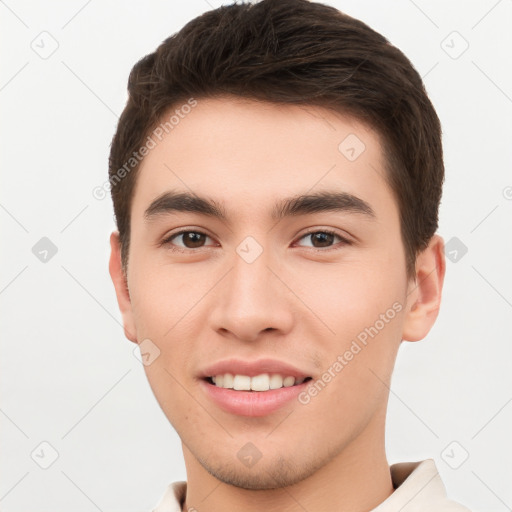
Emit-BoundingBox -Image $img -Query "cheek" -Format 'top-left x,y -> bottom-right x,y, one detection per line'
130,266 -> 203,415
290,254 -> 406,338
128,254 -> 201,337
128,258 -> 211,394
142,359 -> 205,439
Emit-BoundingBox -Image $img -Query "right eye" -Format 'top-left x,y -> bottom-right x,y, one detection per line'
161,230 -> 217,252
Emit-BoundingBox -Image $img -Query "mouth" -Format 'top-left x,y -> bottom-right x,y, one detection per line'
198,358 -> 314,416
205,373 -> 313,392
200,373 -> 313,417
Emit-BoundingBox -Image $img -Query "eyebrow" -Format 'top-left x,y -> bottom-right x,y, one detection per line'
143,189 -> 376,223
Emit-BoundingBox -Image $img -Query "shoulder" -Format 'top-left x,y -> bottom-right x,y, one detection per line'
150,481 -> 187,512
381,459 -> 474,512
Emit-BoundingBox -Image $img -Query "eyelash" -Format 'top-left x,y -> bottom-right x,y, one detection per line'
160,228 -> 351,253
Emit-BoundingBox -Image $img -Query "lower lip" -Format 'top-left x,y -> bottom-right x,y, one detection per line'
200,379 -> 310,417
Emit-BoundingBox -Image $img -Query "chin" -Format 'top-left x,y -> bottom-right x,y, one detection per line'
202,453 -> 320,490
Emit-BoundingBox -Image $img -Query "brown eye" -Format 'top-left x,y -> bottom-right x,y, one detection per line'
296,230 -> 349,250
309,232 -> 336,248
182,232 -> 207,248
164,230 -> 213,250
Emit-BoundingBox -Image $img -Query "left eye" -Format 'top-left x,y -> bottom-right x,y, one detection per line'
295,230 -> 347,249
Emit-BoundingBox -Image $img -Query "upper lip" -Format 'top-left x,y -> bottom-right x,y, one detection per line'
199,358 -> 312,379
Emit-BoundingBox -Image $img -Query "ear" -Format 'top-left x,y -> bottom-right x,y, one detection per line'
402,234 -> 446,342
109,231 -> 138,343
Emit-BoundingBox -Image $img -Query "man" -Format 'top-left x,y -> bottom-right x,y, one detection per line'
108,0 -> 472,510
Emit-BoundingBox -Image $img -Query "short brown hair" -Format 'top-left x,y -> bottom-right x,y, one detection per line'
109,0 -> 444,277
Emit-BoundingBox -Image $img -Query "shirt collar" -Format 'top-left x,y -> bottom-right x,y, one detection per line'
152,459 -> 468,512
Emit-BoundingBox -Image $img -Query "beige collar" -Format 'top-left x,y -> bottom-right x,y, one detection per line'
152,459 -> 471,512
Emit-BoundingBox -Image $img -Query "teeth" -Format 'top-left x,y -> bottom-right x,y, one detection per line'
233,375 -> 251,391
283,376 -> 295,387
251,374 -> 269,391
210,373 -> 305,391
223,373 -> 234,388
269,374 -> 283,389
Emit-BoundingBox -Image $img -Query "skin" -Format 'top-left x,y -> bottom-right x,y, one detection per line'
109,97 -> 445,512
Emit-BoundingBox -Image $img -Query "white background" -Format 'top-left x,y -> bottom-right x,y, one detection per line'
1,1 -> 511,511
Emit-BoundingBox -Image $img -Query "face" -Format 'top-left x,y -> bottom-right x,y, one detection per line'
110,97 -> 443,490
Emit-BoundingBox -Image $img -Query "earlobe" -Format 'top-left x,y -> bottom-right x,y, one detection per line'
109,231 -> 138,343
402,234 -> 446,342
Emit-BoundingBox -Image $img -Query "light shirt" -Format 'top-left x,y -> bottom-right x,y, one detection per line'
151,459 -> 472,511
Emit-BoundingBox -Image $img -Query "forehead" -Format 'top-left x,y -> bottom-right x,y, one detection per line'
132,97 -> 396,223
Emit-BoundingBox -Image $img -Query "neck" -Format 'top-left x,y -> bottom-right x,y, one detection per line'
181,409 -> 393,512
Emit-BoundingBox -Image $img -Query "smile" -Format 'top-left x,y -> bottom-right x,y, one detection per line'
201,376 -> 313,417
208,373 -> 311,391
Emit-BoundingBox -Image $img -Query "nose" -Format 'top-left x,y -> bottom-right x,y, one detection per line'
208,246 -> 295,343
